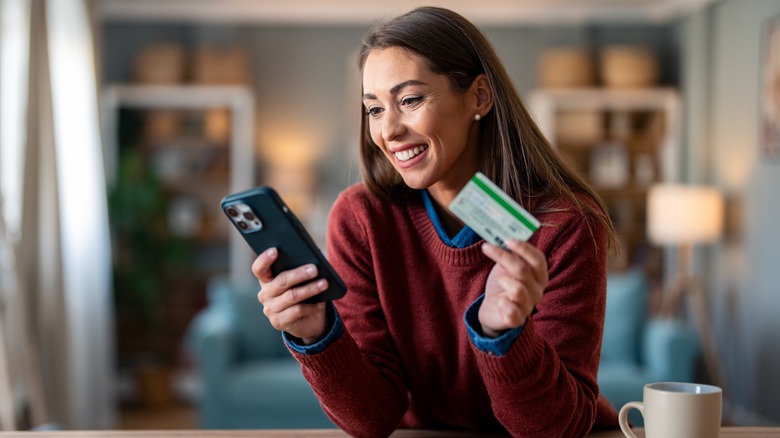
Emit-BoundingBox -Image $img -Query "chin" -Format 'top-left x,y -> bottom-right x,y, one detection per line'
401,180 -> 427,190
394,162 -> 441,190
402,181 -> 434,192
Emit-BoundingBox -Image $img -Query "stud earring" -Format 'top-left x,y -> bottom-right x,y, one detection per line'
474,114 -> 481,121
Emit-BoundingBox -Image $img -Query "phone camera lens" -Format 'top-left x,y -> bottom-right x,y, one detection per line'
237,221 -> 248,230
226,207 -> 239,217
243,212 -> 256,221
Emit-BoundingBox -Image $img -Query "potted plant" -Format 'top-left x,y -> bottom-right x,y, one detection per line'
109,147 -> 191,408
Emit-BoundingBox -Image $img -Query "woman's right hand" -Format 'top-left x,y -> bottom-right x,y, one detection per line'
252,247 -> 329,344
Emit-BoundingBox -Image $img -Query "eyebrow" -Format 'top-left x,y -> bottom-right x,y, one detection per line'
362,80 -> 427,101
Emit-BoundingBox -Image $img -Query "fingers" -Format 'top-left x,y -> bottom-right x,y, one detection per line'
263,277 -> 329,314
505,239 -> 548,284
491,294 -> 529,327
250,248 -> 329,339
496,275 -> 537,318
252,247 -> 327,301
480,239 -> 548,331
481,240 -> 548,285
252,248 -> 278,283
478,289 -> 530,336
255,259 -> 329,323
266,301 -> 326,333
255,261 -> 329,335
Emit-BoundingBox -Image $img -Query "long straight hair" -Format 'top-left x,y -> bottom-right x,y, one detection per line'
357,6 -> 618,251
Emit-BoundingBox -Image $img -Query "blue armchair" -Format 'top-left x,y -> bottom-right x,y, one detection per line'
598,268 -> 700,425
185,276 -> 335,429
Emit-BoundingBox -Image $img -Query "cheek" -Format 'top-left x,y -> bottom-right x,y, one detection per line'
418,113 -> 454,144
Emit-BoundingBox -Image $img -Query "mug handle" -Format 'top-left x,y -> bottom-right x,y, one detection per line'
618,401 -> 644,438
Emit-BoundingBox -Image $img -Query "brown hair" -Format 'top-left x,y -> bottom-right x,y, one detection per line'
358,6 -> 618,251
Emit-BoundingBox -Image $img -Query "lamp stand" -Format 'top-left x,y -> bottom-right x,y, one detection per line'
659,243 -> 728,397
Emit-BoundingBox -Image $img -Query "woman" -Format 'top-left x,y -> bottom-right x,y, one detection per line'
253,6 -> 620,437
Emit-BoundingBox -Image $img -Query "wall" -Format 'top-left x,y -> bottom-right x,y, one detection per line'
680,0 -> 780,424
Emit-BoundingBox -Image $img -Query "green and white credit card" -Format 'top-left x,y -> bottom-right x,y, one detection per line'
449,172 -> 540,248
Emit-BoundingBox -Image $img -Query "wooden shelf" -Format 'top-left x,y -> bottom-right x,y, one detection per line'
102,84 -> 256,283
529,87 -> 681,271
101,84 -> 257,368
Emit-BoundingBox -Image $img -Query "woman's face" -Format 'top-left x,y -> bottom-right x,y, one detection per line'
362,46 -> 482,201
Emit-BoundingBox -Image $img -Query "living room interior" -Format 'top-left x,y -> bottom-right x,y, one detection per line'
1,0 -> 780,432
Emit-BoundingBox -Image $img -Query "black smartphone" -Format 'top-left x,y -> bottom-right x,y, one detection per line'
221,186 -> 346,303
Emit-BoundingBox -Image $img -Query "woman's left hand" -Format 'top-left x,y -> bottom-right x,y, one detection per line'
479,239 -> 548,338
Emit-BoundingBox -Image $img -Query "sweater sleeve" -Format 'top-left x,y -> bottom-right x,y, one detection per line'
471,204 -> 616,437
287,189 -> 408,438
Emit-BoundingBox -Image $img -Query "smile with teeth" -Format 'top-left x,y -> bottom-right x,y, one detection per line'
395,145 -> 429,162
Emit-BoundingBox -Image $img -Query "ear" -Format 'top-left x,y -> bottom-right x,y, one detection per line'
471,74 -> 494,117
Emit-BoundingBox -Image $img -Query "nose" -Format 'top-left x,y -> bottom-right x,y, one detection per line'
381,108 -> 406,143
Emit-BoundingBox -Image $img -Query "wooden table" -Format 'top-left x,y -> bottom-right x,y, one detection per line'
0,428 -> 777,437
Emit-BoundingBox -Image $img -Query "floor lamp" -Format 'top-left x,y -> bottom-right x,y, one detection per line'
647,184 -> 726,392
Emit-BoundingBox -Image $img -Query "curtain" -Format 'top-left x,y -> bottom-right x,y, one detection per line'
0,0 -> 116,429
0,0 -> 36,429
45,0 -> 115,426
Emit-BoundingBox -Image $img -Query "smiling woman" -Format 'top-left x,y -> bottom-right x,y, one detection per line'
248,6 -> 621,437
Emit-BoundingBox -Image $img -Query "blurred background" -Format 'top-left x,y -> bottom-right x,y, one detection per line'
1,0 -> 779,432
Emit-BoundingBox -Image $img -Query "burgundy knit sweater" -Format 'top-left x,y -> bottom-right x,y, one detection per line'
290,183 -> 619,437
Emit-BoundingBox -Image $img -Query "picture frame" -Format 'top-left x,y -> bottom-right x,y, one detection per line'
761,14 -> 780,158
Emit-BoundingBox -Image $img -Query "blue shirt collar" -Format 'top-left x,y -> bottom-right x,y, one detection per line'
420,189 -> 480,248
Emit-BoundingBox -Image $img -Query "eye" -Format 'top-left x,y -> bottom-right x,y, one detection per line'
400,95 -> 424,107
364,106 -> 384,118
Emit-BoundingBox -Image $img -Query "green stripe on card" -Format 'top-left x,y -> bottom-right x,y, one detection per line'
471,175 -> 539,232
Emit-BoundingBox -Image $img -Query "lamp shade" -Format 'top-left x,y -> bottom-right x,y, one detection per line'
647,184 -> 724,245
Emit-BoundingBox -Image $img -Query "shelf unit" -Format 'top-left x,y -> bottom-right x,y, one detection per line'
102,84 -> 256,283
529,87 -> 681,271
101,85 -> 256,370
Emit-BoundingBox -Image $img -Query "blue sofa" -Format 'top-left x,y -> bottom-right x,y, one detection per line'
598,268 -> 700,425
185,276 -> 335,429
186,269 -> 699,429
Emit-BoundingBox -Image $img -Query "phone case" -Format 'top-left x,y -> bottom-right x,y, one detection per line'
221,186 -> 346,303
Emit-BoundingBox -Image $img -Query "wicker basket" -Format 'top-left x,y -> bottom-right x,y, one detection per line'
192,46 -> 251,85
133,43 -> 186,84
600,45 -> 658,88
537,47 -> 595,88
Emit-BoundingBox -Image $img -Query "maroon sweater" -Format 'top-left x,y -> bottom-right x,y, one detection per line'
290,183 -> 619,437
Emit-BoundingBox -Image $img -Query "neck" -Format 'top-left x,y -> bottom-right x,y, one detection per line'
426,158 -> 478,237
426,189 -> 465,238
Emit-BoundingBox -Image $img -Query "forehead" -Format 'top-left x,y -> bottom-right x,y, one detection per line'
362,46 -> 435,91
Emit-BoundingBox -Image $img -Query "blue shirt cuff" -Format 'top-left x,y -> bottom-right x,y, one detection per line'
464,294 -> 525,356
283,301 -> 344,355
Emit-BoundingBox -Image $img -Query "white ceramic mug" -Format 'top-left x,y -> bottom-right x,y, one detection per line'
618,382 -> 722,438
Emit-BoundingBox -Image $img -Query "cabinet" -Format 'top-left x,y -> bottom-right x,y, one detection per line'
101,84 -> 256,369
529,88 -> 681,271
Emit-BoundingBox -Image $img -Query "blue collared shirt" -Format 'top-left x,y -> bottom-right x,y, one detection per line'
284,189 -> 524,356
